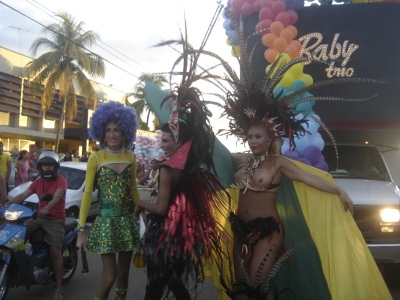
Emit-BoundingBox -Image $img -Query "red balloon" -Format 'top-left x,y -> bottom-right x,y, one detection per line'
230,7 -> 241,18
275,12 -> 290,27
259,7 -> 275,20
271,0 -> 286,15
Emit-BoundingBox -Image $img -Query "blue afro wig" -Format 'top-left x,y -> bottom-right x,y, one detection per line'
88,101 -> 139,150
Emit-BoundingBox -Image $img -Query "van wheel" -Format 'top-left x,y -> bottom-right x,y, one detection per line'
66,207 -> 79,219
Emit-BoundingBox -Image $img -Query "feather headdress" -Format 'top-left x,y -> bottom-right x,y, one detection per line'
191,9 -> 383,151
154,5 -> 225,174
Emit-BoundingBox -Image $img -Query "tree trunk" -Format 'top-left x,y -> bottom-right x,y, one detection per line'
55,98 -> 66,153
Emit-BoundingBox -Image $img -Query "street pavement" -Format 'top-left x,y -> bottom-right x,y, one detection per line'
6,248 -> 218,300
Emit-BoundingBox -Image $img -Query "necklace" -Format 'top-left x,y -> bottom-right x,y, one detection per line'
246,153 -> 268,178
105,147 -> 123,155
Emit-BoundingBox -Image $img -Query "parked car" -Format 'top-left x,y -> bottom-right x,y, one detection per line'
322,144 -> 400,264
6,161 -> 99,218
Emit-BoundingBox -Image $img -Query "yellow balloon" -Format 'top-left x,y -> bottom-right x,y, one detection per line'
277,73 -> 295,89
226,38 -> 232,46
288,63 -> 304,79
265,53 -> 292,77
231,46 -> 240,58
298,73 -> 314,86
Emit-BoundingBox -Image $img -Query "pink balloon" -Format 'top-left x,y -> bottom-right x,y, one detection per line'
256,19 -> 273,35
274,12 -> 290,27
241,2 -> 255,16
230,7 -> 241,18
259,7 -> 275,20
260,0 -> 273,8
232,0 -> 246,10
271,0 -> 286,15
253,0 -> 262,11
287,10 -> 298,25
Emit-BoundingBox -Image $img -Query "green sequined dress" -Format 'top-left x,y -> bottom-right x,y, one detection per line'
87,165 -> 140,253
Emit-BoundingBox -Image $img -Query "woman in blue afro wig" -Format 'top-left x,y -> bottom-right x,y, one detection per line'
89,100 -> 139,150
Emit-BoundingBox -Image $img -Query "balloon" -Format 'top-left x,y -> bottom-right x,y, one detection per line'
273,86 -> 289,99
308,133 -> 325,150
241,2 -> 255,16
275,12 -> 290,27
295,101 -> 312,116
265,48 -> 279,63
277,73 -> 295,89
298,73 -> 314,86
298,157 -> 311,165
280,27 -> 295,41
290,39 -> 303,51
293,135 -> 309,153
285,45 -> 299,59
284,149 -> 303,160
303,145 -> 322,164
314,161 -> 328,172
271,0 -> 286,14
270,21 -> 284,35
256,19 -> 273,35
260,0 -> 274,7
287,9 -> 299,24
273,37 -> 288,52
291,79 -> 307,91
253,0 -> 262,11
259,7 -> 275,20
232,0 -> 246,11
286,25 -> 298,38
261,33 -> 277,48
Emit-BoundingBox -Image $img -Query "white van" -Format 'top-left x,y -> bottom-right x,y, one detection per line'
322,144 -> 400,264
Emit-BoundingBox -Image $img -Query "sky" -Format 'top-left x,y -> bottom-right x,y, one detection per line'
0,0 -> 247,151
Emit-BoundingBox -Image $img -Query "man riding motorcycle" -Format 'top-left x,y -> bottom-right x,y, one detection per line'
6,151 -> 67,300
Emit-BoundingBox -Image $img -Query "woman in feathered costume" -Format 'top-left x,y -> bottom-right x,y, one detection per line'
196,6 -> 392,300
133,6 -> 229,299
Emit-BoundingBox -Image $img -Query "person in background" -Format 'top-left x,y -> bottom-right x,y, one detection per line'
76,101 -> 140,300
71,150 -> 80,162
61,151 -> 72,162
136,162 -> 146,185
0,173 -> 6,204
6,151 -> 67,300
15,150 -> 34,186
80,150 -> 89,162
141,159 -> 158,186
0,142 -> 11,193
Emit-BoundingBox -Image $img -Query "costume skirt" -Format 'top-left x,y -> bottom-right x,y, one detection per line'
87,212 -> 140,253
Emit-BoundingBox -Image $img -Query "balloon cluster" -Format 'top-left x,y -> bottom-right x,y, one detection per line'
222,0 -> 331,171
280,113 -> 328,171
134,131 -> 163,170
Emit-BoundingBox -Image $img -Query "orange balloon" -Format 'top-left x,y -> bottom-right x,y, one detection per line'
265,48 -> 279,64
270,21 -> 284,36
285,45 -> 299,59
273,37 -> 288,52
286,25 -> 298,38
280,28 -> 295,42
290,40 -> 303,51
261,33 -> 277,48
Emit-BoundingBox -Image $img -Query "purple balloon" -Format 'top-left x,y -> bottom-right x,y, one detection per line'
298,158 -> 311,165
313,161 -> 329,172
284,149 -> 303,160
303,145 -> 322,164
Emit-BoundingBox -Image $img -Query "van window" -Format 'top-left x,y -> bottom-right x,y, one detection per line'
322,145 -> 389,181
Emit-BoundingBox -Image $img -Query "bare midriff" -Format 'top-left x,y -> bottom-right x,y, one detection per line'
236,189 -> 280,222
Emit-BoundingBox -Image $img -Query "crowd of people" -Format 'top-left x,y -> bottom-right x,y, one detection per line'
0,7 -> 394,300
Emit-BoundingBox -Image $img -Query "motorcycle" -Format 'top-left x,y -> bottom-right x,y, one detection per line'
0,203 -> 79,299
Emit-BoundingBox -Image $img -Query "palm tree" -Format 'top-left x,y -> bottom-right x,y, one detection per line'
25,12 -> 105,152
123,73 -> 168,130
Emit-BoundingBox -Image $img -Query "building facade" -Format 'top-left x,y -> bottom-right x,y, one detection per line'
0,46 -> 127,156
